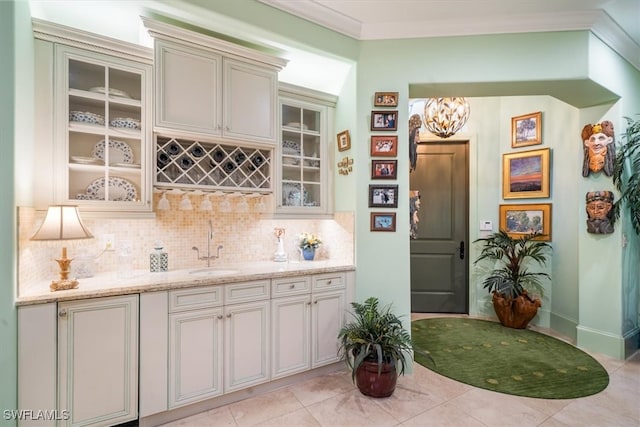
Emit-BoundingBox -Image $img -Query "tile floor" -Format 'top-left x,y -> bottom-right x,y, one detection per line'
162,315 -> 640,427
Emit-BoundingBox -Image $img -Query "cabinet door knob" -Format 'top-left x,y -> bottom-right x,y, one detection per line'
226,313 -> 232,318
58,308 -> 67,318
217,315 -> 223,320
306,302 -> 311,306
314,300 -> 318,304
327,280 -> 332,285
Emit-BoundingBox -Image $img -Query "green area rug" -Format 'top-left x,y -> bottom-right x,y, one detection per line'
412,318 -> 609,399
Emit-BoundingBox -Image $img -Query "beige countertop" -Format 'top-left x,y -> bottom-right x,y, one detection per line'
17,260 -> 355,306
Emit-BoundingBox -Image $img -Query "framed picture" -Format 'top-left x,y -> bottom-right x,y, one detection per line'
370,135 -> 398,157
371,160 -> 397,179
370,212 -> 397,232
371,110 -> 398,131
369,184 -> 399,208
502,147 -> 550,199
511,111 -> 542,148
499,203 -> 552,241
374,92 -> 399,107
337,130 -> 351,152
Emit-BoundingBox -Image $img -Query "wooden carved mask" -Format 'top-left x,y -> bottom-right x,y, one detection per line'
581,121 -> 616,177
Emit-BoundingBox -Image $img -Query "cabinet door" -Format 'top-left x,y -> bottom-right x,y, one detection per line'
58,295 -> 138,427
224,58 -> 278,144
224,300 -> 270,392
55,45 -> 152,213
278,96 -> 331,214
271,295 -> 311,379
168,307 -> 224,408
311,290 -> 345,368
155,41 -> 222,135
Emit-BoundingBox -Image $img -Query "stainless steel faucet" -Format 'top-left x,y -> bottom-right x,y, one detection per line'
192,220 -> 223,267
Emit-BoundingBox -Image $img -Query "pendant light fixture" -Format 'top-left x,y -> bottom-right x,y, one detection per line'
423,97 -> 470,138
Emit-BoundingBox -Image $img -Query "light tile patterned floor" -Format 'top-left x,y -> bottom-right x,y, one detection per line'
161,315 -> 640,427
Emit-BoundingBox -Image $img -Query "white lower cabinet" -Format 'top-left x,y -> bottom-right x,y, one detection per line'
168,307 -> 224,408
271,273 -> 345,380
58,295 -> 139,427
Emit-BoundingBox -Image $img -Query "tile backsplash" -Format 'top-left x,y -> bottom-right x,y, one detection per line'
18,193 -> 354,293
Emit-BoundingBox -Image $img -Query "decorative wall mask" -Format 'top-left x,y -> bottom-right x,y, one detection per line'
586,190 -> 615,234
409,190 -> 421,239
409,114 -> 422,173
581,121 -> 616,177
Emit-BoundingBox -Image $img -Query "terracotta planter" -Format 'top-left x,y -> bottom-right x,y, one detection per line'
492,291 -> 541,329
355,359 -> 397,398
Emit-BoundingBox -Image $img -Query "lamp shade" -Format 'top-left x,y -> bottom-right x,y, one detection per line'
423,97 -> 470,138
31,205 -> 93,241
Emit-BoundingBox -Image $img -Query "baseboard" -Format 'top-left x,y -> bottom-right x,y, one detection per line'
577,324 -> 626,359
550,312 -> 578,343
623,326 -> 640,359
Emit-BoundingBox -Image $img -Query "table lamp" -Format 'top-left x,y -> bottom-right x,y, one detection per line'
30,205 -> 94,291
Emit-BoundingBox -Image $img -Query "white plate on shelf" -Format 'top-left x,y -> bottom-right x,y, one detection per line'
69,111 -> 105,126
71,156 -> 102,165
110,117 -> 140,130
85,176 -> 138,201
88,86 -> 131,98
285,122 -> 309,130
91,139 -> 134,164
111,162 -> 141,169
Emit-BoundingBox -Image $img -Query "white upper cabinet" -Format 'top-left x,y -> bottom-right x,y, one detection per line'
33,19 -> 154,215
145,18 -> 287,145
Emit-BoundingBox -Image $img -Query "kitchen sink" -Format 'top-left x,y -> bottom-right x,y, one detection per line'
188,268 -> 240,277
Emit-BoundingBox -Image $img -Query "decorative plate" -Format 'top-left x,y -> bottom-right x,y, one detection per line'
69,111 -> 105,126
282,182 -> 309,206
86,176 -> 137,201
282,140 -> 300,155
110,117 -> 141,130
92,139 -> 133,164
88,87 -> 131,98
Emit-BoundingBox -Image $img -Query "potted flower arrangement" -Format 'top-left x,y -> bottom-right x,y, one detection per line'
474,230 -> 551,329
337,297 -> 413,398
298,232 -> 322,260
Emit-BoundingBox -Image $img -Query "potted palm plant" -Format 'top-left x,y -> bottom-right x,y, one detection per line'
337,297 -> 413,398
474,230 -> 551,329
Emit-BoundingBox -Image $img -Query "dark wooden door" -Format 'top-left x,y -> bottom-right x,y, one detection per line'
410,141 -> 468,313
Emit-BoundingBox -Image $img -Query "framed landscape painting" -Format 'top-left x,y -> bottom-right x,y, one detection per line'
502,148 -> 550,199
370,212 -> 396,232
499,203 -> 552,241
511,111 -> 542,148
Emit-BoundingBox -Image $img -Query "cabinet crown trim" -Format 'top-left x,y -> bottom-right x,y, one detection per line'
32,18 -> 153,64
142,17 -> 288,70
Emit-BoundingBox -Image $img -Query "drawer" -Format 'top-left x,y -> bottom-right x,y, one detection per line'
312,273 -> 345,292
271,276 -> 311,297
225,280 -> 270,304
169,286 -> 223,312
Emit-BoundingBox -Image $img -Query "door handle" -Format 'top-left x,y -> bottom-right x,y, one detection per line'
459,241 -> 465,260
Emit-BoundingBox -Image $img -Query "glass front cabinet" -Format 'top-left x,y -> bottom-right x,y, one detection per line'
54,44 -> 153,213
277,85 -> 336,215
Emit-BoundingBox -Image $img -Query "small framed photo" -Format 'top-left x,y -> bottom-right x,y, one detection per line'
370,212 -> 397,232
503,147 -> 550,199
369,184 -> 399,208
374,92 -> 399,107
511,111 -> 542,148
337,130 -> 351,152
370,135 -> 398,157
499,203 -> 552,241
371,110 -> 398,131
371,160 -> 397,179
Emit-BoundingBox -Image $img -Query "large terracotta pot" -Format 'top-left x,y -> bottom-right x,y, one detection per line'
355,359 -> 397,398
492,291 -> 541,329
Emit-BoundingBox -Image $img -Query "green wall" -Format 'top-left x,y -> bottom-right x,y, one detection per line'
0,1 -> 17,423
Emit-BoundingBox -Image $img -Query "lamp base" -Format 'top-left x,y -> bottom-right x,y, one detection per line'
50,278 -> 79,292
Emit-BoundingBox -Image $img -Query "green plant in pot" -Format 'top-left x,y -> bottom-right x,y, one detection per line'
337,297 -> 413,398
613,115 -> 640,235
474,230 -> 551,329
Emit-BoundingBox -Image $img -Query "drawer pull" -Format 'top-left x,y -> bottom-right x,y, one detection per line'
328,280 -> 332,285
289,284 -> 295,289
